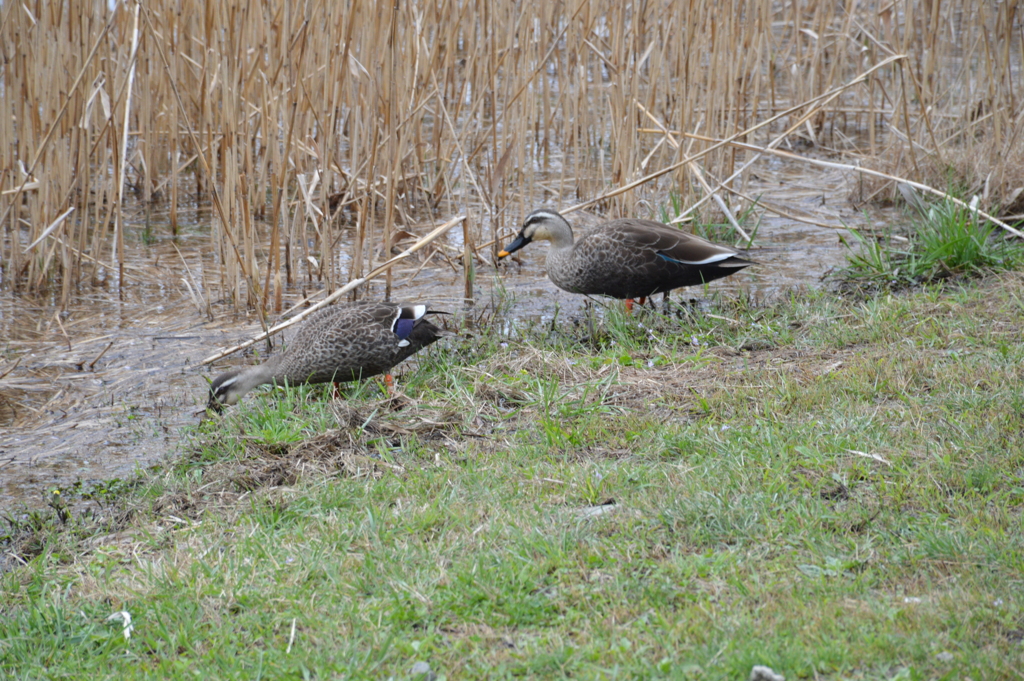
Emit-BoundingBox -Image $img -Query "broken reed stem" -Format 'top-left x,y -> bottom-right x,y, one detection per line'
701,137 -> 1024,239
0,355 -> 23,380
171,241 -> 212,320
53,312 -> 72,351
562,54 -> 909,218
88,341 -> 115,371
654,64 -> 857,224
671,129 -> 1024,238
115,2 -> 142,293
23,208 -> 76,254
463,213 -> 475,304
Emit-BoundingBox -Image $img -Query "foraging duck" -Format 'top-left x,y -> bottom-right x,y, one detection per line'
207,301 -> 443,411
498,209 -> 754,305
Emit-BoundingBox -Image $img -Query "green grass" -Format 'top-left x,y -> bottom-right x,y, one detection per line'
3,274 -> 1024,678
839,200 -> 1024,289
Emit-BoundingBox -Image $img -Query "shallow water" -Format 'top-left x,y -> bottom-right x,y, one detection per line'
0,163 -> 894,510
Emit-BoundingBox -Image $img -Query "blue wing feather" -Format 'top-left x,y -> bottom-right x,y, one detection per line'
394,318 -> 416,339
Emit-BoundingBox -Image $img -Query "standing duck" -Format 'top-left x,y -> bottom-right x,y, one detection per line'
498,209 -> 754,307
207,301 -> 443,411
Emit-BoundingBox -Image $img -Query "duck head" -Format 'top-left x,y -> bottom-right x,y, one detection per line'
498,209 -> 574,257
207,369 -> 247,412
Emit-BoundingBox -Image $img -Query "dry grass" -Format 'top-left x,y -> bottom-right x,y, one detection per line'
2,0 -> 1022,306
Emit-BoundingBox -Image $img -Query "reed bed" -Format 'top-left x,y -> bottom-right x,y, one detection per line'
1,0 -> 1021,308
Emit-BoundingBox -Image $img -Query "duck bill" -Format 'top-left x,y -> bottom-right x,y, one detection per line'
498,233 -> 530,258
206,394 -> 226,414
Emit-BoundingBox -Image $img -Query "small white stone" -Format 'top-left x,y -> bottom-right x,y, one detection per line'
410,661 -> 436,681
749,665 -> 784,681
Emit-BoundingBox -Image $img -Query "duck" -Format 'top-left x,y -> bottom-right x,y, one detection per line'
207,301 -> 444,411
498,209 -> 754,307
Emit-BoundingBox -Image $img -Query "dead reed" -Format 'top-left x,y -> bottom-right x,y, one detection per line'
1,0 -> 1021,307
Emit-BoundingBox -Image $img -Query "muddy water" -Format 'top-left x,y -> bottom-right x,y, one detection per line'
0,164 -> 893,510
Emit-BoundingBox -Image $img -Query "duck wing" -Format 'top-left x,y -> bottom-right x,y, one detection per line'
276,303 -> 403,384
570,220 -> 752,298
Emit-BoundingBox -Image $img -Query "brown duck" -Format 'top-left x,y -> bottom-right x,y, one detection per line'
207,301 -> 443,411
498,209 -> 754,306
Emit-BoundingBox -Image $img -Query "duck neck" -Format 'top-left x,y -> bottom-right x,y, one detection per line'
542,221 -> 576,277
231,359 -> 283,397
545,220 -> 575,250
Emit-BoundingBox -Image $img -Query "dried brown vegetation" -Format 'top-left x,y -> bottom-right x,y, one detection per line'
2,0 -> 1022,306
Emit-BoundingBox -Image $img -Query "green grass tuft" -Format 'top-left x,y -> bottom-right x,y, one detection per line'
839,200 -> 1024,290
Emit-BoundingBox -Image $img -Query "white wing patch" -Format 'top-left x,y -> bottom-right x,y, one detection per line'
675,253 -> 736,265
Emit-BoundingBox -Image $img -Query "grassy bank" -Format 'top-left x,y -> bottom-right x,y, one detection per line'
3,274 -> 1024,679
